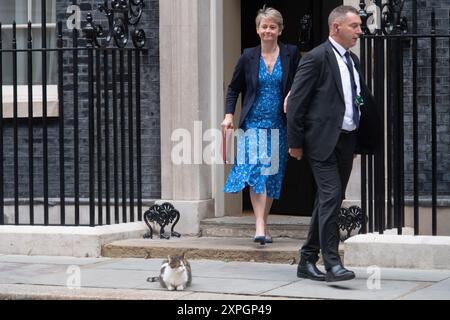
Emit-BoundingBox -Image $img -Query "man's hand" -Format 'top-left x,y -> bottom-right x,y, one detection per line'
289,148 -> 303,160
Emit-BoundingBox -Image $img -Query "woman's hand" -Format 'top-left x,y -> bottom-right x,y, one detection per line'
221,114 -> 234,136
283,91 -> 291,113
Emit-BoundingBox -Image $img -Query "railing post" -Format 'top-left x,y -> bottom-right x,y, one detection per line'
41,0 -> 49,225
135,49 -> 143,221
120,49 -> 127,223
12,21 -> 19,225
128,50 -> 134,222
72,28 -> 80,225
359,0 -> 376,233
104,49 -> 111,225
112,50 -> 120,223
27,21 -> 34,225
430,9 -> 437,236
374,0 -> 385,234
85,14 -> 96,227
57,21 -> 65,225
96,47 -> 103,225
412,0 -> 419,235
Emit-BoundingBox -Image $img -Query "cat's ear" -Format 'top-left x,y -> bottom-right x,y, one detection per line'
167,255 -> 171,262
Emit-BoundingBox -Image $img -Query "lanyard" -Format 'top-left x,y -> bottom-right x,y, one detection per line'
330,43 -> 358,92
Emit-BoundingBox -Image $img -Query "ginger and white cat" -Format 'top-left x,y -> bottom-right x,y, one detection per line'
148,254 -> 192,291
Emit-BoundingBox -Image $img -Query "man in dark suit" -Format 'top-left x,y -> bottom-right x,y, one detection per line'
286,5 -> 378,282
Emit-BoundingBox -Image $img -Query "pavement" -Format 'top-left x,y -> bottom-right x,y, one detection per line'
0,254 -> 450,300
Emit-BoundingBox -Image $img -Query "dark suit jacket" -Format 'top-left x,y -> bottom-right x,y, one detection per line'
286,40 -> 380,161
225,43 -> 301,128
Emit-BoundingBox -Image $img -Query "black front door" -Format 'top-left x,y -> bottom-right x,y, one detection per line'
240,0 -> 342,216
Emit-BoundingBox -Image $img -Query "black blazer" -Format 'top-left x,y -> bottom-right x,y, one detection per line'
286,40 -> 380,161
225,43 -> 301,128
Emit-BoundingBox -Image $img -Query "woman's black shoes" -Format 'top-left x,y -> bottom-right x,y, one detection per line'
253,235 -> 266,245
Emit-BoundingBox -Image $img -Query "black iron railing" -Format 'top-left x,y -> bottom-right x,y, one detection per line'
0,1 -> 147,226
359,0 -> 450,236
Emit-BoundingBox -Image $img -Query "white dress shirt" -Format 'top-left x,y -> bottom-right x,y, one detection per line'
329,37 -> 361,131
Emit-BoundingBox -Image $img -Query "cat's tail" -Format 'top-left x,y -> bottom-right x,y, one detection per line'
147,276 -> 159,282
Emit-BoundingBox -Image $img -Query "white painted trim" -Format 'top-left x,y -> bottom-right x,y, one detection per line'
1,85 -> 59,118
1,24 -> 56,29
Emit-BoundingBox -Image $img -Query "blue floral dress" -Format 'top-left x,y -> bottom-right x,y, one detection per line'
224,55 -> 288,199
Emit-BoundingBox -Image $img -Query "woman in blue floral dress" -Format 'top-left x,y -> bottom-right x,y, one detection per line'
221,7 -> 300,245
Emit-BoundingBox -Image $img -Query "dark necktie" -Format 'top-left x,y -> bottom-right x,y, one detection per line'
343,51 -> 360,128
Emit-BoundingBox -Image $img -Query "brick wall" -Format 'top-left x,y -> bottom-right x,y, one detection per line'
402,0 -> 449,197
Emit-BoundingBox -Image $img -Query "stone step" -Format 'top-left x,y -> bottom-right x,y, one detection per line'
102,236 -> 344,264
199,215 -> 311,239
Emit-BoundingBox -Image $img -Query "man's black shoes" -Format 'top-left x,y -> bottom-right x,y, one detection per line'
325,265 -> 355,282
297,260 -> 326,281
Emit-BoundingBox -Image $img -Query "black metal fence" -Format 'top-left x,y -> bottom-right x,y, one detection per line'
0,1 -> 147,226
359,1 -> 450,236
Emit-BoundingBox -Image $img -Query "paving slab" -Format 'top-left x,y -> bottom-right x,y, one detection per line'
399,278 -> 450,300
1,255 -> 449,300
177,292 -> 303,300
0,255 -> 110,265
90,258 -> 163,272
100,259 -> 300,284
29,268 -> 153,289
0,262 -> 70,285
0,284 -> 303,300
0,284 -> 191,300
350,267 -> 450,282
188,260 -> 298,282
263,278 -> 426,300
137,276 -> 291,296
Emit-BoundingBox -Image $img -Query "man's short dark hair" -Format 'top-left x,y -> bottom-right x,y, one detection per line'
328,5 -> 360,27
